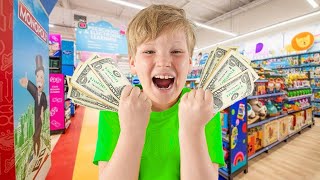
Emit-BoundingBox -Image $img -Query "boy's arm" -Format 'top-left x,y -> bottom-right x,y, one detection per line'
179,89 -> 219,180
99,86 -> 152,180
179,129 -> 218,180
99,131 -> 146,180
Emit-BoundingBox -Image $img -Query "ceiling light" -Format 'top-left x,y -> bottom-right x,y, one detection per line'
196,10 -> 320,52
306,0 -> 319,8
49,24 -> 54,27
106,0 -> 235,36
107,0 -> 144,10
194,22 -> 237,36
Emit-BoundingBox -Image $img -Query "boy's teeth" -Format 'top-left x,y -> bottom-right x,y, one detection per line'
154,75 -> 174,79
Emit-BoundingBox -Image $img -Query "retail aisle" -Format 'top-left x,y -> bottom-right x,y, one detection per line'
48,108 -> 320,180
236,119 -> 320,180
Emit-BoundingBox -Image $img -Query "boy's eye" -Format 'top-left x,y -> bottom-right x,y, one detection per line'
171,50 -> 183,54
143,50 -> 155,54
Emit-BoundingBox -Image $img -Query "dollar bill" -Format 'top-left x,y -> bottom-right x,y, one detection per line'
210,70 -> 254,114
203,50 -> 257,91
198,50 -> 215,86
89,57 -> 131,100
199,47 -> 237,88
71,62 -> 119,109
68,85 -> 117,112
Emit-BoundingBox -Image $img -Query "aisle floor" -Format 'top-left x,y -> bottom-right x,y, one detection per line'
47,108 -> 320,180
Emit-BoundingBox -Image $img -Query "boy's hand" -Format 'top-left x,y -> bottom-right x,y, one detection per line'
118,85 -> 152,136
179,89 -> 214,133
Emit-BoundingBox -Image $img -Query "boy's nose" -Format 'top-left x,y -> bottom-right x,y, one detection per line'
156,54 -> 172,67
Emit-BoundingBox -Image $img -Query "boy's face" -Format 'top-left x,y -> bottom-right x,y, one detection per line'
130,30 -> 192,110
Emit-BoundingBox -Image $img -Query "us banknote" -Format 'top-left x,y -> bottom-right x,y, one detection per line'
89,57 -> 131,100
67,85 -> 118,111
210,70 -> 254,114
71,61 -> 119,109
203,50 -> 257,91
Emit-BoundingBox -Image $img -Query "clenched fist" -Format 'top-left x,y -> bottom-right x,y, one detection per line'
179,89 -> 214,132
118,86 -> 152,136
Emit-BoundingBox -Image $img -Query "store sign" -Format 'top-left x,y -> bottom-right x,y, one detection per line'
49,74 -> 65,131
76,21 -> 128,54
18,1 -> 48,43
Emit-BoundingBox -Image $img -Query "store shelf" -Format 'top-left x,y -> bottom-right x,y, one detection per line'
312,99 -> 320,103
287,94 -> 312,101
313,111 -> 320,116
287,87 -> 311,91
249,124 -> 311,160
312,87 -> 320,90
248,92 -> 286,99
218,169 -> 229,178
288,124 -> 310,138
255,79 -> 269,83
287,106 -> 312,114
248,113 -> 287,129
186,78 -> 200,82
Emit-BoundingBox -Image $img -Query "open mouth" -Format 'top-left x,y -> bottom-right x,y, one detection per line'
152,75 -> 175,90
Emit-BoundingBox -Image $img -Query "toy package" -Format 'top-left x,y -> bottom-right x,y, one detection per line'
293,111 -> 305,131
247,130 -> 256,157
262,120 -> 279,147
253,126 -> 264,150
287,115 -> 296,135
248,99 -> 267,124
278,117 -> 289,140
305,108 -> 313,125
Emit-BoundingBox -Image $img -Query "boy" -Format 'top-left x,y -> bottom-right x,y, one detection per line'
94,4 -> 224,180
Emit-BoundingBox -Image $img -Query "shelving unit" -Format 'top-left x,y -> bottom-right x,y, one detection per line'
287,94 -> 312,101
286,87 -> 311,91
247,92 -> 285,99
248,114 -> 287,129
219,99 -> 248,180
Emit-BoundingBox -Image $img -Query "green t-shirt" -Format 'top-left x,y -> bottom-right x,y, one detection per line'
93,87 -> 224,179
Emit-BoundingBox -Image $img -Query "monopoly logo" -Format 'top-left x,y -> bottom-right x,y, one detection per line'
18,1 -> 48,43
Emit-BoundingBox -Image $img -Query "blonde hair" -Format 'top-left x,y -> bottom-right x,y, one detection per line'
126,4 -> 196,57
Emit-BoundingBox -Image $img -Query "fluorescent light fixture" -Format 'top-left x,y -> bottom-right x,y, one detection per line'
194,22 -> 237,36
49,24 -> 54,27
196,10 -> 320,52
107,0 -> 144,10
306,0 -> 319,8
107,0 -> 235,36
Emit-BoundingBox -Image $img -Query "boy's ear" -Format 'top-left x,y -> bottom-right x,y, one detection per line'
188,57 -> 193,73
129,55 -> 137,75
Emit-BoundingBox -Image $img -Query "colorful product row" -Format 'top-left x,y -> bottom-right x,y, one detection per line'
287,89 -> 312,97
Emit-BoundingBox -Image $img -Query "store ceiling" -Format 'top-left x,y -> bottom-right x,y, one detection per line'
50,0 -> 320,73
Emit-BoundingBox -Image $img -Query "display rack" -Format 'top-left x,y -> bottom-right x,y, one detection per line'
247,52 -> 316,161
219,98 -> 248,180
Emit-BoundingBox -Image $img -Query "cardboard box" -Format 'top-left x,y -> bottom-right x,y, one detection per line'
293,111 -> 305,131
262,120 -> 279,147
305,108 -> 313,125
278,117 -> 289,140
288,115 -> 296,135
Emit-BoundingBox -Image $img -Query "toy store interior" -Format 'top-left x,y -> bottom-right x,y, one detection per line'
2,0 -> 320,180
